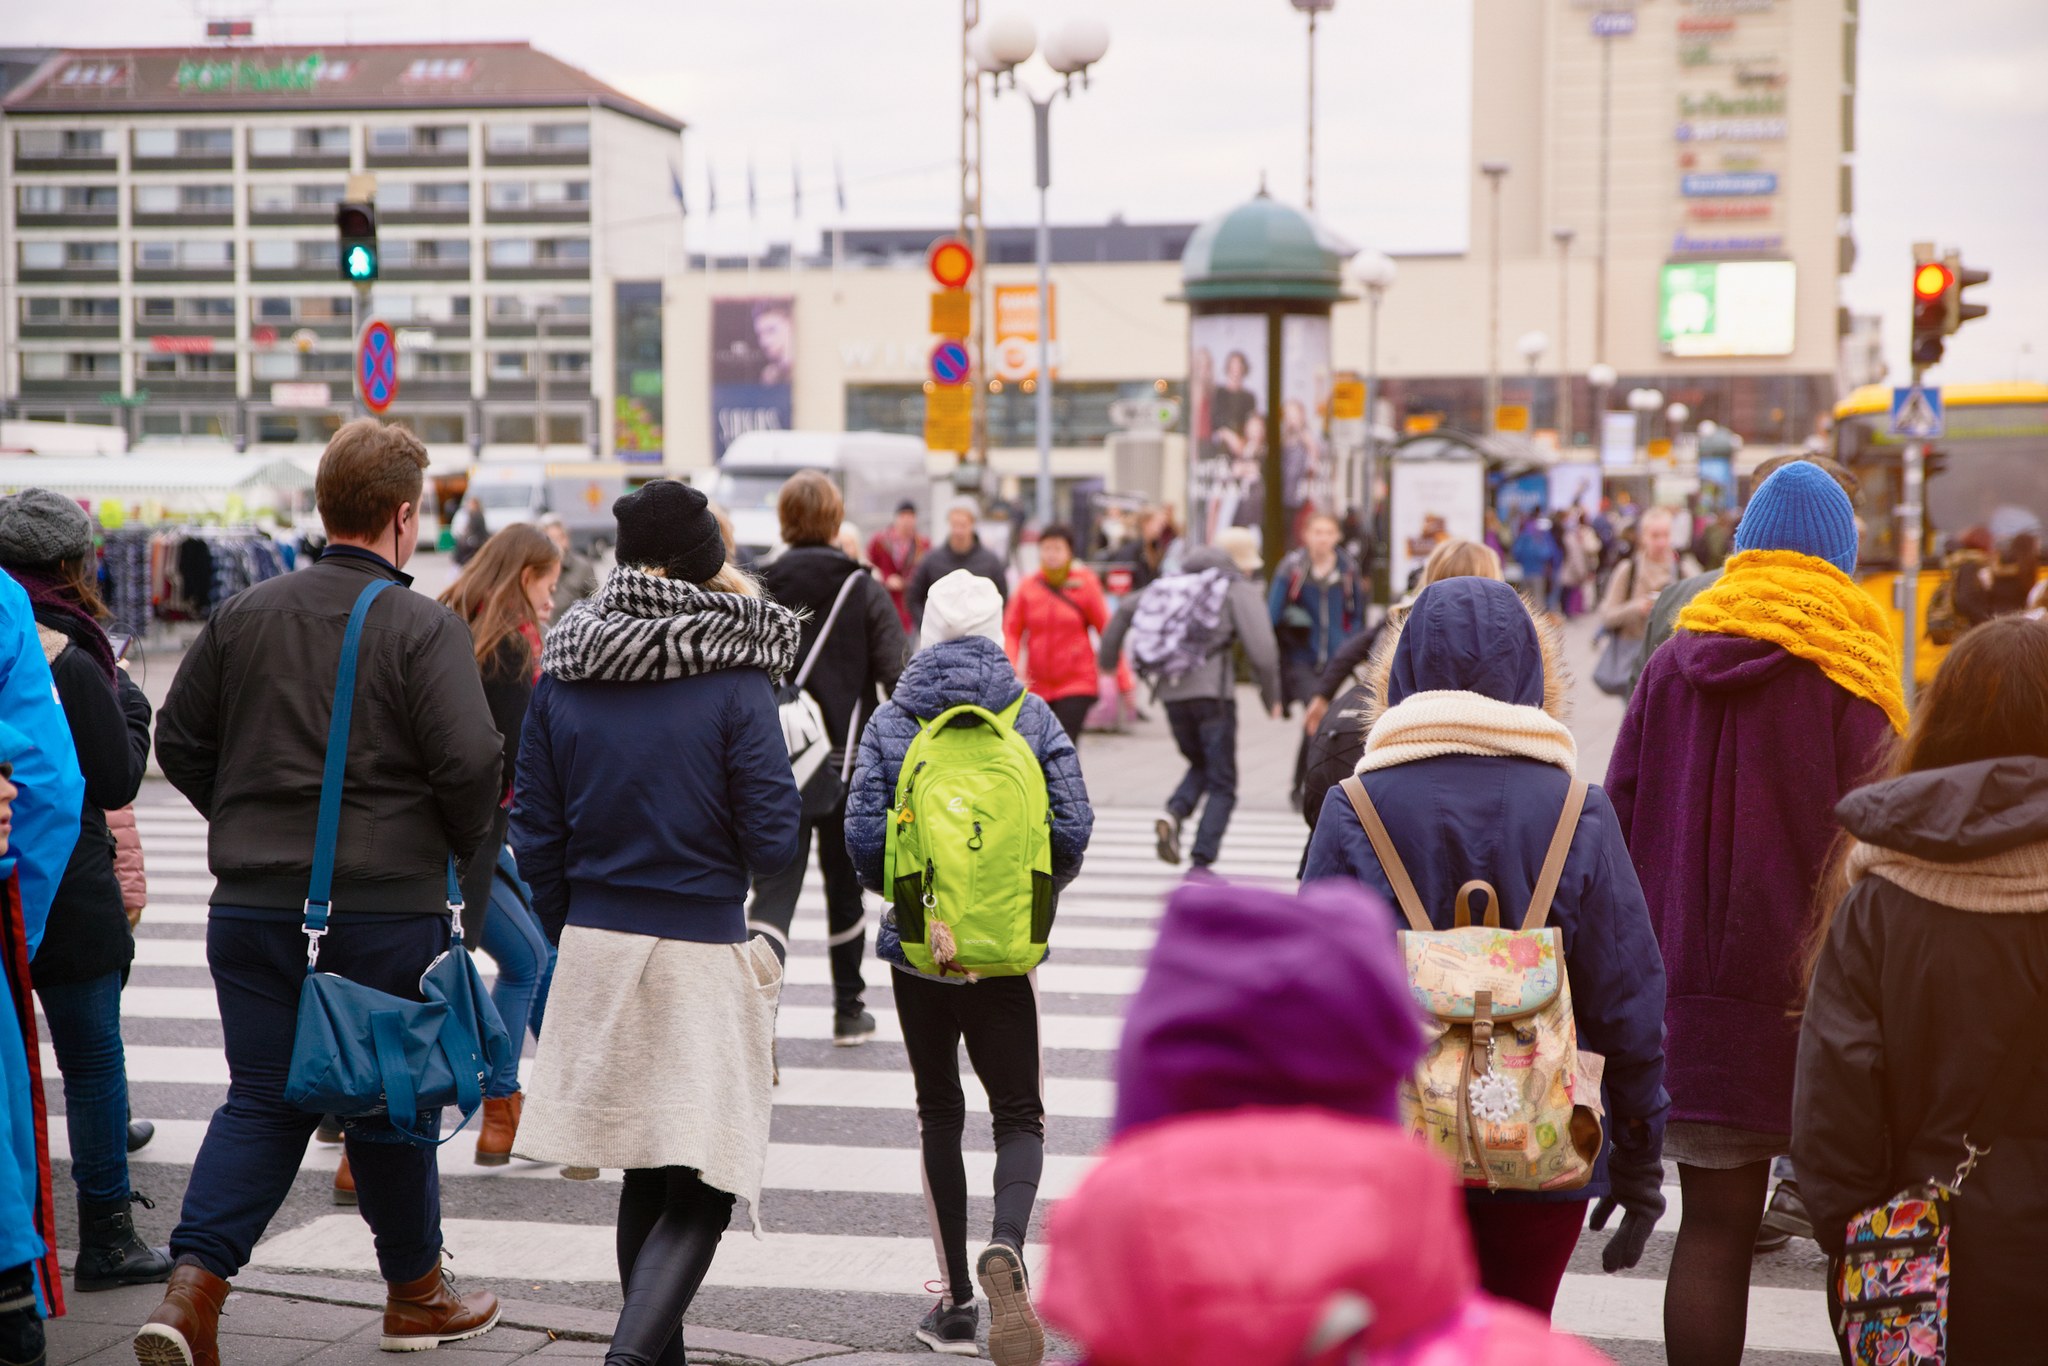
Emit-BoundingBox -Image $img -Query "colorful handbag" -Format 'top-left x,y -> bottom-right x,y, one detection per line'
280,578 -> 513,1145
1834,990 -> 2041,1363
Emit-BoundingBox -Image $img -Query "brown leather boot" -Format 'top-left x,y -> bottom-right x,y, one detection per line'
380,1260 -> 500,1352
133,1264 -> 229,1366
473,1092 -> 522,1167
334,1153 -> 357,1206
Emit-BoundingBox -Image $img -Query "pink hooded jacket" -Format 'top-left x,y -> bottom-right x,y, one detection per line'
106,804 -> 146,915
1039,1109 -> 1607,1366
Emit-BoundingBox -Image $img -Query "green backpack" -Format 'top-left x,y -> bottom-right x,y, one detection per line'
884,693 -> 1056,979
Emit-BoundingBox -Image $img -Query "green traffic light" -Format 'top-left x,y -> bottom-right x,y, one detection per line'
345,244 -> 377,281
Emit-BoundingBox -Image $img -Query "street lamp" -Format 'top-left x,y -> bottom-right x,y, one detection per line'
1666,401 -> 1690,464
1290,0 -> 1337,212
1353,248 -> 1397,511
1552,226 -> 1575,447
974,12 -> 1109,527
1517,330 -> 1548,429
1588,362 -> 1617,451
1628,386 -> 1664,460
1479,160 -> 1510,434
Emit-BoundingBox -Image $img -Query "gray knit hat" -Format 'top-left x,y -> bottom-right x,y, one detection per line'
0,488 -> 94,567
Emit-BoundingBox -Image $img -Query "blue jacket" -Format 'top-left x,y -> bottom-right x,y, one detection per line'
510,667 -> 802,945
1300,577 -> 1668,1201
1267,548 -> 1368,671
848,636 -> 1093,896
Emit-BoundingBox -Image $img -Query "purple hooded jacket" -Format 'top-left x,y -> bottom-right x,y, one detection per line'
1607,632 -> 1893,1134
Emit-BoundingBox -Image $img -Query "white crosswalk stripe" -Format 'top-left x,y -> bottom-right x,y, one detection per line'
87,798 -> 1838,1356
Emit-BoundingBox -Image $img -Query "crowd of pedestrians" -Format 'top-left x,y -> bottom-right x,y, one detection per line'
0,411 -> 2042,1366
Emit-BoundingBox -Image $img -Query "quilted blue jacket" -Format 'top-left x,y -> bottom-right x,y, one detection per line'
847,635 -> 1093,898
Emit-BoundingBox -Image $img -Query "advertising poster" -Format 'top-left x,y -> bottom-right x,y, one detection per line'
1280,314 -> 1334,547
993,284 -> 1055,383
710,296 -> 794,460
1548,462 -> 1603,519
1388,455 -> 1484,593
1601,411 -> 1639,470
613,281 -> 664,464
1187,312 -> 1268,546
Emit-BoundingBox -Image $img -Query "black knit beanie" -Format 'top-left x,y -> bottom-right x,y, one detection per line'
612,480 -> 726,584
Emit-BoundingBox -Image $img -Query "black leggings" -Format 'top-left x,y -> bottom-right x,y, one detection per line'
1048,694 -> 1096,755
606,1167 -> 735,1366
891,969 -> 1045,1305
1664,1160 -> 1773,1366
745,804 -> 868,1014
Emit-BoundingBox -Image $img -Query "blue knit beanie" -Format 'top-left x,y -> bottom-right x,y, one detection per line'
1734,461 -> 1858,575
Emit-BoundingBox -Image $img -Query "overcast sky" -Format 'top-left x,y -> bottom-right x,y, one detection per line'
15,0 -> 2045,384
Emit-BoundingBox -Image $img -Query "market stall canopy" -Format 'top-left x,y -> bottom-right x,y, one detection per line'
0,454 -> 314,500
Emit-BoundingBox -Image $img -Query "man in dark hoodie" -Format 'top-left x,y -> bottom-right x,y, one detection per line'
905,498 -> 1007,629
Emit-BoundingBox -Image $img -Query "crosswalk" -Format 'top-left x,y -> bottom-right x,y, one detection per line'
60,791 -> 1840,1359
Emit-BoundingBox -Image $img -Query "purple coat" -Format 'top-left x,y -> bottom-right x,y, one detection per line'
1607,632 -> 1893,1134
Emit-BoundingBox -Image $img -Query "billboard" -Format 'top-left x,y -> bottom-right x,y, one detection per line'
614,280 -> 663,464
1658,260 -> 1796,358
993,284 -> 1055,383
710,296 -> 794,460
1280,314 -> 1334,541
1188,313 -> 1268,545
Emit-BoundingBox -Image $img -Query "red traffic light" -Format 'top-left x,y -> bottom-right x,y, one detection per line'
1913,262 -> 1951,301
927,238 -> 975,290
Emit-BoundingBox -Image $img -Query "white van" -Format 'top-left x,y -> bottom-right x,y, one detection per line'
467,461 -> 631,553
709,431 -> 939,562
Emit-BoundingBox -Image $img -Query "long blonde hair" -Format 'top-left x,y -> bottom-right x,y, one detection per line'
1420,537 -> 1504,586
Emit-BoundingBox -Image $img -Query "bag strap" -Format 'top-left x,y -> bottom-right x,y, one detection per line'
793,572 -> 862,691
1522,779 -> 1589,932
1339,776 -> 1431,934
303,579 -> 397,965
369,1009 -> 486,1147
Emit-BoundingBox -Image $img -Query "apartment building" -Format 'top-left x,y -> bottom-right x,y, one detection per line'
1,42 -> 684,459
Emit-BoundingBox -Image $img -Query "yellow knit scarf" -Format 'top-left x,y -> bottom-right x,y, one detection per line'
1677,549 -> 1909,733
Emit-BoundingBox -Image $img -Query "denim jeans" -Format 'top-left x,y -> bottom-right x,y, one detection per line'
1165,697 -> 1239,867
170,912 -> 448,1284
479,884 -> 554,1097
36,972 -> 131,1205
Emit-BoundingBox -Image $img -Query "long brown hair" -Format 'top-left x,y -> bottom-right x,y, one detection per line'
438,524 -> 560,672
1805,615 -> 2048,986
56,555 -> 109,622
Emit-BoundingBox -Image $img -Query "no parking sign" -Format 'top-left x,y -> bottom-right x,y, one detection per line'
358,321 -> 399,414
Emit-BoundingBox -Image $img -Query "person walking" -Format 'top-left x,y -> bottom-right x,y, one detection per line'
510,479 -> 801,1366
868,500 -> 928,632
1596,507 -> 1689,653
1793,617 -> 2048,1364
1003,524 -> 1109,754
1104,506 -> 1181,593
1300,577 -> 1670,1317
537,515 -> 600,618
1605,460 -> 1904,1366
1266,512 -> 1368,716
0,490 -> 170,1290
0,567 -> 85,1362
451,496 -> 489,568
436,524 -> 562,1166
1098,527 -> 1281,873
905,499 -> 1007,629
1511,515 -> 1561,614
143,420 -> 506,1366
1038,880 -> 1609,1366
846,568 -> 1093,1363
748,472 -> 906,1045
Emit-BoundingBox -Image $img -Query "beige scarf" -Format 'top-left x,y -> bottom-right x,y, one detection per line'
1847,838 -> 2048,915
1358,689 -> 1578,776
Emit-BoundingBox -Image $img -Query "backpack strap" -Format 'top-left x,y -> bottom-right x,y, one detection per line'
1338,775 -> 1431,934
1522,779 -> 1589,932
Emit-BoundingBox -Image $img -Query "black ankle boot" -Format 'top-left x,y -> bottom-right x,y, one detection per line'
73,1193 -> 173,1292
0,1261 -> 42,1366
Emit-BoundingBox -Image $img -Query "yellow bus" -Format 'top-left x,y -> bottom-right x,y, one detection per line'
1834,381 -> 2048,683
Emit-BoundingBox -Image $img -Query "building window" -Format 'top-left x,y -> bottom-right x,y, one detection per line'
382,239 -> 470,268
134,184 -> 232,214
133,127 -> 233,158
486,238 -> 588,267
487,179 -> 590,209
19,185 -> 117,213
369,123 -> 469,155
136,239 -> 232,270
489,352 -> 530,381
377,293 -> 469,323
250,240 -> 297,269
487,293 -> 590,320
485,121 -> 589,153
16,128 -> 105,157
409,352 -> 471,376
140,412 -> 183,437
22,352 -> 120,380
545,352 -> 590,376
252,294 -> 352,323
380,181 -> 469,211
248,125 -> 349,157
250,182 -> 343,212
22,242 -> 119,270
23,299 -> 63,321
402,58 -> 474,81
489,413 -> 583,444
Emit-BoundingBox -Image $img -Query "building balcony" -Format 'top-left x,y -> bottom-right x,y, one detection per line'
484,262 -> 591,283
137,319 -> 238,340
131,211 -> 234,229
482,148 -> 590,169
254,319 -> 353,340
485,316 -> 591,339
246,152 -> 351,173
129,154 -> 233,173
248,264 -> 341,284
395,378 -> 475,402
133,377 -> 239,400
365,150 -> 471,170
485,377 -> 591,402
248,208 -> 335,228
133,266 -> 234,284
383,263 -> 473,283
15,211 -> 119,229
19,322 -> 119,341
483,205 -> 591,227
382,208 -> 472,227
12,153 -> 118,174
17,377 -> 128,399
19,268 -> 118,285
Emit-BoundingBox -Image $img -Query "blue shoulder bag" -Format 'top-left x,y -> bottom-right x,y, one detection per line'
282,578 -> 514,1145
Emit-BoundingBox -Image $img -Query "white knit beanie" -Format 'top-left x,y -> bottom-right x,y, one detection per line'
921,569 -> 1004,650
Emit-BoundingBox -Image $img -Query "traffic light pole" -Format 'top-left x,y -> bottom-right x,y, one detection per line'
352,281 -> 372,419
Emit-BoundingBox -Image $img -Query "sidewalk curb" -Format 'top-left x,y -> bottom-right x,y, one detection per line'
230,1270 -> 855,1364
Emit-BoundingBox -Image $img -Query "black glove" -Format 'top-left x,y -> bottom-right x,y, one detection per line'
1589,1155 -> 1665,1273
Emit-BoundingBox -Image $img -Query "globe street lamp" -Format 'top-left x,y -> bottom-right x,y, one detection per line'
1628,386 -> 1664,461
1479,161 -> 1510,433
973,13 -> 1110,526
1290,0 -> 1338,211
1517,331 -> 1549,427
1588,361 -> 1618,457
1352,249 -> 1397,508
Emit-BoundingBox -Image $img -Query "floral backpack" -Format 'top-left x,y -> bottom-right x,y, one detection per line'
1339,776 -> 1606,1191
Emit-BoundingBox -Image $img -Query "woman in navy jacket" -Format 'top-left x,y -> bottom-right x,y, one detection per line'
1301,577 -> 1668,1320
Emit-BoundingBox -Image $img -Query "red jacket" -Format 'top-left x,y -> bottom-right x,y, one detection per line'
867,530 -> 928,631
1004,565 -> 1109,702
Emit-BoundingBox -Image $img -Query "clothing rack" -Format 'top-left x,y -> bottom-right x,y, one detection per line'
100,524 -> 288,639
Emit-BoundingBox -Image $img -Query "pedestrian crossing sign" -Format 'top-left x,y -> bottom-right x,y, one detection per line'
1889,385 -> 1944,439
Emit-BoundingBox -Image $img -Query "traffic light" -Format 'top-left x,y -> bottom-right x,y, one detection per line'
1911,255 -> 1949,367
336,200 -> 378,283
1944,252 -> 1989,334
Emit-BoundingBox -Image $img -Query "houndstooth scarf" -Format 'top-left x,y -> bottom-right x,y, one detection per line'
542,566 -> 800,685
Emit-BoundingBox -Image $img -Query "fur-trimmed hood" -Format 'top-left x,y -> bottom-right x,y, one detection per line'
1355,580 -> 1571,731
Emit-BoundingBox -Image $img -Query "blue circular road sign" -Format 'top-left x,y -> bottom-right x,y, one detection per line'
928,340 -> 971,387
359,320 -> 399,414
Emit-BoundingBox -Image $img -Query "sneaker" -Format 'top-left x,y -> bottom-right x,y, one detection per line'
1760,1178 -> 1814,1242
915,1296 -> 979,1357
833,1008 -> 877,1047
975,1244 -> 1043,1366
1154,816 -> 1182,865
